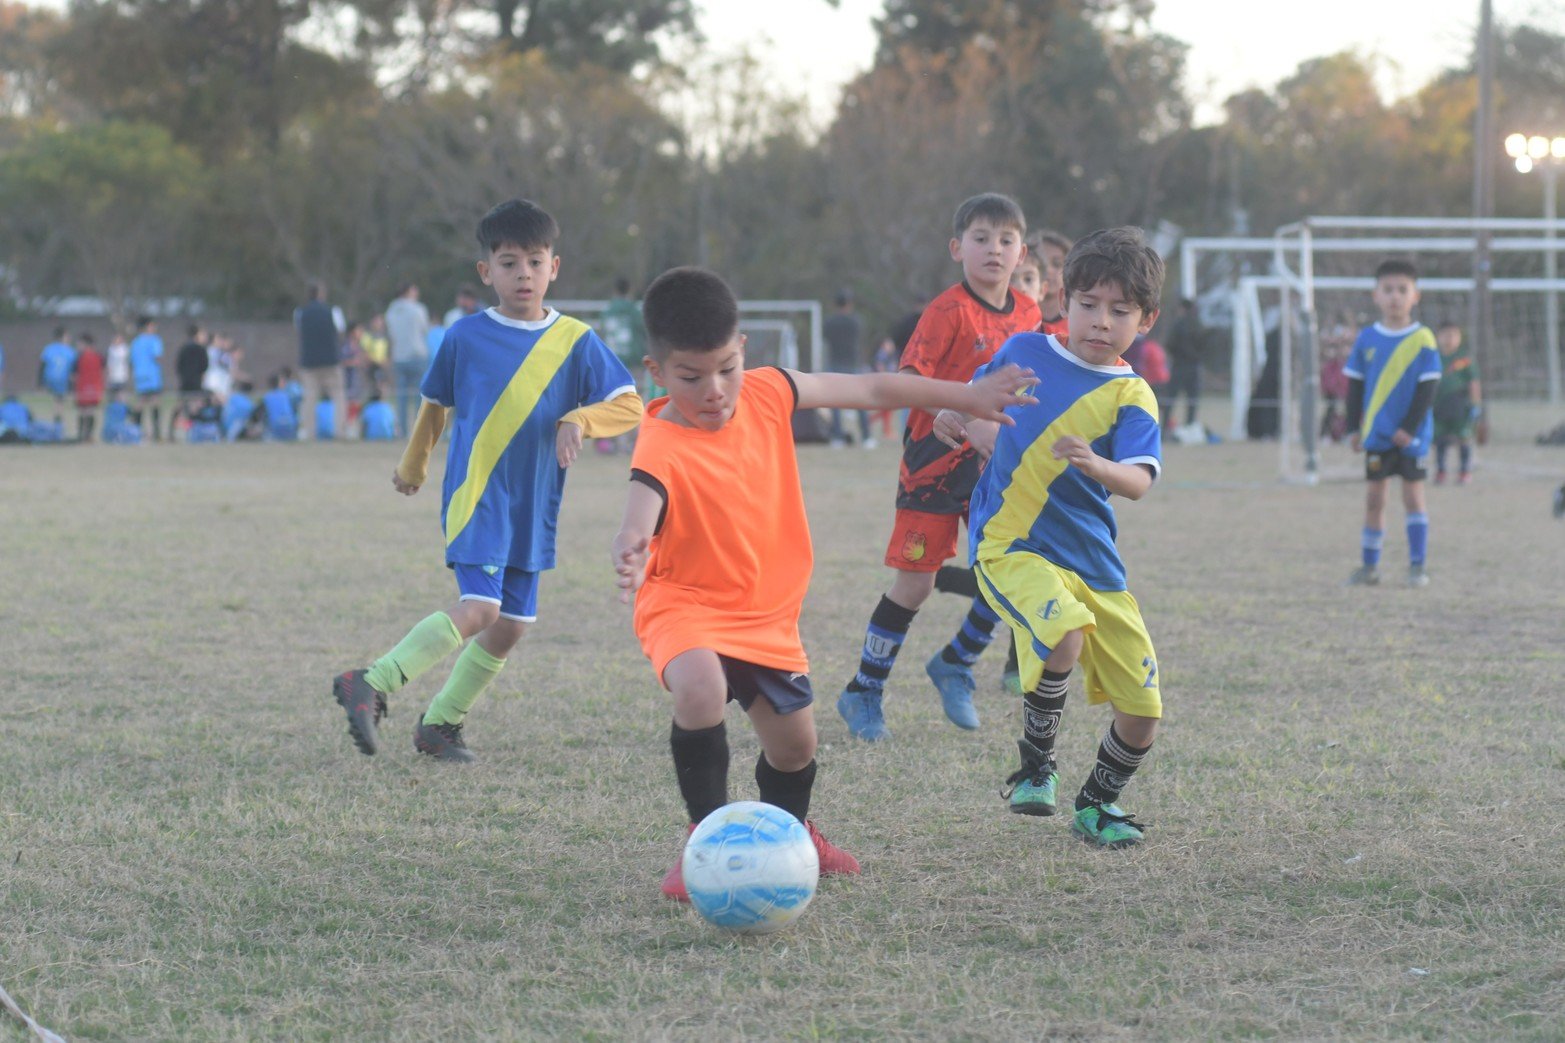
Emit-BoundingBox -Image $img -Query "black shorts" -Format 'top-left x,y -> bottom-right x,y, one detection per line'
1365,447 -> 1427,482
718,655 -> 814,716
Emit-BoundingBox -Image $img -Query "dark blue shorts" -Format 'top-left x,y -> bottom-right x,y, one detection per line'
718,655 -> 814,716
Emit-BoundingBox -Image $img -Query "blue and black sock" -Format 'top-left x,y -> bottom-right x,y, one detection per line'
940,595 -> 1000,666
846,595 -> 917,694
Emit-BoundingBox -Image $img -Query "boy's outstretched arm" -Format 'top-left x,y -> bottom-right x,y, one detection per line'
557,391 -> 644,467
788,364 -> 1038,424
612,479 -> 664,604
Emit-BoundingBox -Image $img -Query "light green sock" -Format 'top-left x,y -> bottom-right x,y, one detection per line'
365,612 -> 463,694
423,640 -> 507,726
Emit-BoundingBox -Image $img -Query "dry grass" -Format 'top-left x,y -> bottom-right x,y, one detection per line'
2,416 -> 1564,1041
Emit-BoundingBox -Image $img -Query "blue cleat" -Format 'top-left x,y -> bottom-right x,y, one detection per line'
836,686 -> 889,742
925,652 -> 980,730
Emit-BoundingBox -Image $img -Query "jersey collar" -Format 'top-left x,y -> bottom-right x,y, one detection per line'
484,307 -> 558,331
1047,334 -> 1132,376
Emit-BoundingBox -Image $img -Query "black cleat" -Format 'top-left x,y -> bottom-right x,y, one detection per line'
333,669 -> 387,756
414,715 -> 476,763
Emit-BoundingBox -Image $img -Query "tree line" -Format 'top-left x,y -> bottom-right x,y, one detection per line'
1,0 -> 1562,337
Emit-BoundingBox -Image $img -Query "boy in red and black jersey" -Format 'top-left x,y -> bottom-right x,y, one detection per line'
837,193 -> 1041,741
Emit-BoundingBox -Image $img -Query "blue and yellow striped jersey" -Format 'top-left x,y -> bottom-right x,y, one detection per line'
421,308 -> 636,571
1343,322 -> 1440,454
969,334 -> 1161,592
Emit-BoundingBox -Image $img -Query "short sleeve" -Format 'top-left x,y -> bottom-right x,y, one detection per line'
899,303 -> 954,378
420,330 -> 456,407
573,329 -> 637,406
1343,334 -> 1367,381
742,367 -> 796,427
1112,381 -> 1163,478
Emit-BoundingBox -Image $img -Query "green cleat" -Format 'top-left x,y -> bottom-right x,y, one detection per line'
1346,565 -> 1380,587
1001,740 -> 1058,816
1070,802 -> 1148,848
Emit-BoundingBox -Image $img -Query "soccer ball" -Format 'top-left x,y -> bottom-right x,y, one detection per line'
682,801 -> 820,934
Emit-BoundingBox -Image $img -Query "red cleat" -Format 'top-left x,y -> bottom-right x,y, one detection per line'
806,820 -> 861,876
661,824 -> 696,902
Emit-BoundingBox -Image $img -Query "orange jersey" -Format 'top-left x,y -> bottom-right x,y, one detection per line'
1040,314 -> 1069,337
630,367 -> 811,678
897,282 -> 1042,514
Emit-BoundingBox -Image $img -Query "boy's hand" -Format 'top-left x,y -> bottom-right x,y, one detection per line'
1349,432 -> 1362,452
967,418 -> 1000,462
612,533 -> 650,604
932,409 -> 968,450
1390,429 -> 1412,448
392,471 -> 419,496
964,364 -> 1038,424
1051,435 -> 1103,479
556,421 -> 584,467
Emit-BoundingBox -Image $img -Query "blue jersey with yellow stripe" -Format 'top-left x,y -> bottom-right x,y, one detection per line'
969,334 -> 1161,591
1343,322 -> 1440,454
422,308 -> 635,571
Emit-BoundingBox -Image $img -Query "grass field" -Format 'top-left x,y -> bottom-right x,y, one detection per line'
3,418 -> 1565,1041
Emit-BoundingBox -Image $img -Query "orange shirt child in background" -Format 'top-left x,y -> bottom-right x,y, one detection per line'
613,266 -> 1037,902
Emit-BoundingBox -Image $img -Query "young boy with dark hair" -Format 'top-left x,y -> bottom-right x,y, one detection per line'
333,198 -> 642,762
614,266 -> 1037,900
129,317 -> 164,441
73,333 -> 105,442
934,226 -> 1166,847
1344,258 -> 1441,588
1431,320 -> 1482,485
837,193 -> 1042,741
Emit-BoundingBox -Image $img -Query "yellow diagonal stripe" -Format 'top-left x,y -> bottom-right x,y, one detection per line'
977,380 -> 1143,561
1362,327 -> 1435,439
445,316 -> 586,547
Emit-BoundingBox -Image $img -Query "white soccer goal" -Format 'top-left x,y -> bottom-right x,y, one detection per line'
1182,216 -> 1565,483
549,299 -> 823,372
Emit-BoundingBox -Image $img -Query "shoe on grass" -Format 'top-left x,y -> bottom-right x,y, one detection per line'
662,823 -> 697,902
805,820 -> 861,875
1001,740 -> 1059,816
333,668 -> 386,756
1070,802 -> 1148,848
413,715 -> 476,763
1346,565 -> 1380,587
1407,564 -> 1430,588
836,686 -> 889,742
925,652 -> 980,730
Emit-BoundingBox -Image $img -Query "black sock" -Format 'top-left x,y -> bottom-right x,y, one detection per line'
933,565 -> 979,598
670,721 -> 729,824
1435,442 -> 1449,473
847,595 -> 918,693
755,754 -> 816,823
149,406 -> 161,440
1022,669 -> 1070,762
1077,724 -> 1152,810
1459,442 -> 1472,474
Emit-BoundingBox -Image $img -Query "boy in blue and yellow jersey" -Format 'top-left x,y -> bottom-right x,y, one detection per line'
934,227 -> 1165,847
333,199 -> 642,762
1343,259 -> 1441,588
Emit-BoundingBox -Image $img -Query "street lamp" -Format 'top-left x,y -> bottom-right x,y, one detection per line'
1506,131 -> 1565,404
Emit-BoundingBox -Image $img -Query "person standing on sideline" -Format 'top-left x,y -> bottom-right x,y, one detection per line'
386,283 -> 431,436
822,291 -> 871,448
129,317 -> 165,441
73,332 -> 106,442
1161,299 -> 1204,432
173,324 -> 209,439
443,285 -> 481,328
296,281 -> 346,441
39,326 -> 77,428
105,329 -> 131,403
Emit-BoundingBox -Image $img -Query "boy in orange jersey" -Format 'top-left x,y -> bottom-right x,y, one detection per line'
612,267 -> 1037,901
838,193 -> 1042,741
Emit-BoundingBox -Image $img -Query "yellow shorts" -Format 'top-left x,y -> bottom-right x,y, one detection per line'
975,550 -> 1161,718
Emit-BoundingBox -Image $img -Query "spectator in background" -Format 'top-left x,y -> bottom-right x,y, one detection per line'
823,290 -> 872,448
0,339 -> 6,396
73,332 -> 105,442
1161,299 -> 1203,432
258,372 -> 298,441
296,281 -> 346,441
360,392 -> 396,441
443,285 -> 481,328
203,331 -> 238,402
39,326 -> 76,427
385,282 -> 431,436
224,381 -> 257,441
130,317 -> 165,441
105,329 -> 131,403
360,314 -> 389,397
174,324 -> 210,438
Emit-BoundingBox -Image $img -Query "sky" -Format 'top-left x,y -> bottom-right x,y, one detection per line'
696,0 -> 1532,126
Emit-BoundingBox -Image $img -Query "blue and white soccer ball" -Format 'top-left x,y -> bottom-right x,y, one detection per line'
682,801 -> 820,934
